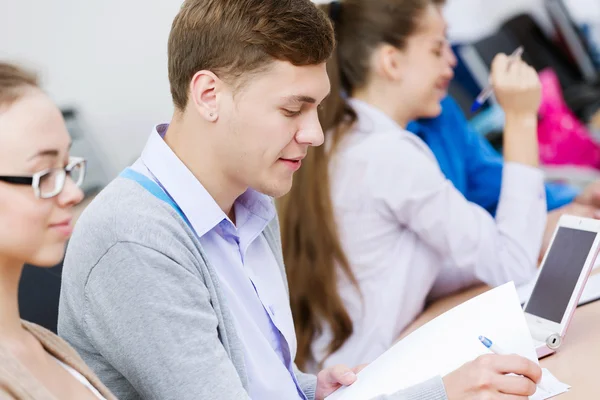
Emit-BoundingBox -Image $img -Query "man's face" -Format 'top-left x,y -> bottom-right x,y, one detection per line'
216,61 -> 330,198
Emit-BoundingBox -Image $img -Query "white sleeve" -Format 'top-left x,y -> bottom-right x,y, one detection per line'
370,136 -> 546,287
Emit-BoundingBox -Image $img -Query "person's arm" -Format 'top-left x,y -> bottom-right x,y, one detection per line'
437,83 -> 577,214
492,54 -> 539,169
317,353 -> 541,399
417,55 -> 546,286
491,54 -> 583,214
372,132 -> 545,287
82,242 -> 251,400
82,242 -> 445,400
463,125 -> 579,213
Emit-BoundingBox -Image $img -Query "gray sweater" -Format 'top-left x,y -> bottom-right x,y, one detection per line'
58,175 -> 448,400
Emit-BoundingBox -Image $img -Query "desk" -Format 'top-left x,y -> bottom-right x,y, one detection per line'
401,273 -> 600,398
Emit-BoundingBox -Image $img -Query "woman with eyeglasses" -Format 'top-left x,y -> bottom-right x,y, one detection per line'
0,63 -> 116,399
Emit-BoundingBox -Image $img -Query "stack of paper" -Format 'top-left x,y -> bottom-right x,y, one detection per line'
326,282 -> 569,400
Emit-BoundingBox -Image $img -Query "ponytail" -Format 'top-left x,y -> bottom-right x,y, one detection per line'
280,0 -> 431,368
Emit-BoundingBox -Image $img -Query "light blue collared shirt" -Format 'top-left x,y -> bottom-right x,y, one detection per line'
132,124 -> 305,399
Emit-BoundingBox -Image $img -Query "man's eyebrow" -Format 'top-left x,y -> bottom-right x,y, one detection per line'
283,95 -> 317,104
283,92 -> 332,105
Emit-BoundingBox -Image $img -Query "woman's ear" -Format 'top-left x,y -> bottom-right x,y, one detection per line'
373,44 -> 406,83
189,70 -> 222,122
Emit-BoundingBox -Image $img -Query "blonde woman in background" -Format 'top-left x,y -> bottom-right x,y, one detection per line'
0,63 -> 115,400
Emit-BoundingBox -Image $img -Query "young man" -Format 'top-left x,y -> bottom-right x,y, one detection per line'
58,1 -> 541,399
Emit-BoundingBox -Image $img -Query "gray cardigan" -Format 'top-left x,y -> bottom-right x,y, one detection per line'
58,176 -> 448,400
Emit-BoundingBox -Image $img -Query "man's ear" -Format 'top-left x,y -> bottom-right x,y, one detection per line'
189,70 -> 222,122
373,44 -> 406,83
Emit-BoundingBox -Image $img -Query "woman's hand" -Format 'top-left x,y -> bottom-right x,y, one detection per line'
491,53 -> 541,118
492,53 -> 542,167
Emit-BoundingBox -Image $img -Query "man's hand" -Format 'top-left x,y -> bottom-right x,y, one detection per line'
575,180 -> 600,208
443,354 -> 541,399
315,364 -> 367,400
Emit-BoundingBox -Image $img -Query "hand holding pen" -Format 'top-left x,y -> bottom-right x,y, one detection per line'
489,50 -> 542,119
471,46 -> 524,112
480,335 -> 550,393
471,47 -> 542,118
442,338 -> 542,399
486,48 -> 542,168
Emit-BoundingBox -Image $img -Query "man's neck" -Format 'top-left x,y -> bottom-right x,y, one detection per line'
163,116 -> 243,220
0,258 -> 25,339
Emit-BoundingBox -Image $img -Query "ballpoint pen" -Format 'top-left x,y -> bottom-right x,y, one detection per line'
478,335 -> 550,393
470,46 -> 524,113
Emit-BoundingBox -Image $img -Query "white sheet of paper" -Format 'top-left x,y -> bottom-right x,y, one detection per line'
326,282 -> 539,400
530,369 -> 570,400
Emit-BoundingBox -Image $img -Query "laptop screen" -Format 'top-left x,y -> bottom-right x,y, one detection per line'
525,227 -> 597,323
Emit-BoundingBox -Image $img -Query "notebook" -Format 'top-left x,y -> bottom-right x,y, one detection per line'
326,283 -> 568,400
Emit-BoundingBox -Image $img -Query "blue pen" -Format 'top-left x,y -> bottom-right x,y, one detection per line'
470,46 -> 524,113
479,335 -> 549,393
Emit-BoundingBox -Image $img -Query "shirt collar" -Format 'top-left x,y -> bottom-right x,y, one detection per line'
347,98 -> 406,134
140,124 -> 275,238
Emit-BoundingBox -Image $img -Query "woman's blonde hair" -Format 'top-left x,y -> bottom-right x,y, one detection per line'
0,63 -> 39,109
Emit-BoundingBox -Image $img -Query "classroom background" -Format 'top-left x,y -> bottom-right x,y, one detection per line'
2,0 -> 600,335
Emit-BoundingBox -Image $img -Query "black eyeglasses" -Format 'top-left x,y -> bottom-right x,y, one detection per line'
0,157 -> 86,199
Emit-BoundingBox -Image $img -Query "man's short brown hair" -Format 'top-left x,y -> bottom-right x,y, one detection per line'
0,63 -> 39,109
168,0 -> 335,111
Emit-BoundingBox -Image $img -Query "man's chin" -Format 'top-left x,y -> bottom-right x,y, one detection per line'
255,179 -> 293,199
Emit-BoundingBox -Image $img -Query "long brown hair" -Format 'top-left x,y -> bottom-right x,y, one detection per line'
279,0 -> 438,369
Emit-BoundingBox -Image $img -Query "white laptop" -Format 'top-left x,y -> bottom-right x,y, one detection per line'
522,215 -> 600,358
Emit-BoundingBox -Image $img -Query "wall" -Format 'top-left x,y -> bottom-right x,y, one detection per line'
3,0 -> 594,176
314,0 -> 555,42
445,0 -> 600,42
443,0 -> 553,42
1,0 -> 182,177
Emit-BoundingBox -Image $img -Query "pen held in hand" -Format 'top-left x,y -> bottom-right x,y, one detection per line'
478,335 -> 549,393
470,46 -> 525,113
